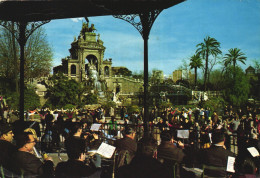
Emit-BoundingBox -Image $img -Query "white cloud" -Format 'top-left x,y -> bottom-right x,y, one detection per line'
70,18 -> 84,23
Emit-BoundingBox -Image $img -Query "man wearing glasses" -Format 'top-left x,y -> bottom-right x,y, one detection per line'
0,124 -> 17,172
13,132 -> 54,177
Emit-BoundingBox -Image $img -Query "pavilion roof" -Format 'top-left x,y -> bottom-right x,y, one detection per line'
0,0 -> 185,22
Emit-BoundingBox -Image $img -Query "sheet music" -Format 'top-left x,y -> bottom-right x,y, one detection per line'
177,130 -> 189,139
217,125 -> 222,129
90,123 -> 101,131
209,133 -> 212,143
96,142 -> 116,158
226,156 -> 235,173
247,147 -> 260,157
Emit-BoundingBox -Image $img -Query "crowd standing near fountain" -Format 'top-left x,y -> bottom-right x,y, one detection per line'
0,102 -> 260,177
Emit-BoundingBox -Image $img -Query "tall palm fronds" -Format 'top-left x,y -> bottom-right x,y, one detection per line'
196,36 -> 222,91
224,48 -> 246,68
189,53 -> 203,88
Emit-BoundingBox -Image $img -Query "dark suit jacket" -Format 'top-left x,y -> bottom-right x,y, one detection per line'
114,136 -> 137,157
0,140 -> 17,171
157,141 -> 186,163
157,141 -> 186,178
55,159 -> 96,178
117,155 -> 171,178
13,151 -> 54,176
200,145 -> 235,177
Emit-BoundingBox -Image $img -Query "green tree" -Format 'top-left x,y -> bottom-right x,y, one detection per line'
113,67 -> 132,76
132,70 -> 143,79
24,87 -> 41,110
223,66 -> 250,106
209,69 -> 224,91
208,56 -> 221,85
223,48 -> 246,77
252,59 -> 260,70
150,69 -> 164,84
77,82 -> 92,107
132,70 -> 152,80
45,73 -> 80,108
196,36 -> 222,91
24,27 -> 53,79
202,97 -> 226,115
5,87 -> 40,110
83,93 -> 98,104
0,24 -> 18,93
189,53 -> 203,88
0,26 -> 53,93
127,105 -> 140,114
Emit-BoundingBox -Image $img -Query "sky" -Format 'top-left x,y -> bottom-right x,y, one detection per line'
43,0 -> 260,76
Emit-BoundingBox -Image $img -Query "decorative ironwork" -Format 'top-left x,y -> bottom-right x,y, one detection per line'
0,20 -> 50,44
113,9 -> 162,39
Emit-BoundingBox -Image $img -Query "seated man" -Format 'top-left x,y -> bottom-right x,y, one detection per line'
157,130 -> 186,178
239,157 -> 258,177
13,131 -> 54,177
114,126 -> 137,170
114,126 -> 137,160
65,122 -> 84,148
55,137 -> 101,178
0,124 -> 17,171
65,122 -> 99,151
117,137 -> 171,178
200,129 -> 236,177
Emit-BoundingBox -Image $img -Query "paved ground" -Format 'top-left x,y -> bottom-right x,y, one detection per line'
48,153 -> 68,166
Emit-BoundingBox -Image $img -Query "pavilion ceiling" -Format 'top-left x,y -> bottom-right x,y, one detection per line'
0,0 -> 185,22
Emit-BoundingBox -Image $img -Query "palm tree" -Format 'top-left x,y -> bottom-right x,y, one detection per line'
189,53 -> 203,88
196,36 -> 222,91
224,48 -> 246,70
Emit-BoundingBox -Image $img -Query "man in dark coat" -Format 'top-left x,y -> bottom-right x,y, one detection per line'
0,124 -> 17,172
157,130 -> 186,178
117,137 -> 171,178
200,129 -> 236,177
45,111 -> 54,131
55,136 -> 100,178
13,132 -> 54,177
114,126 -> 137,159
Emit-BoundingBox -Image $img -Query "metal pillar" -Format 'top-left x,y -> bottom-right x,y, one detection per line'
0,20 -> 50,121
18,22 -> 26,122
114,10 -> 162,137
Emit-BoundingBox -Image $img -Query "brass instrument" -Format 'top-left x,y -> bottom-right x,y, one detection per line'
24,127 -> 43,160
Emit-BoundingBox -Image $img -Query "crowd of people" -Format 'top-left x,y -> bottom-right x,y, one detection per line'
0,104 -> 260,177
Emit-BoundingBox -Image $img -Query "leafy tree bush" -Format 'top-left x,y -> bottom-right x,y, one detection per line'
5,92 -> 19,110
127,105 -> 140,114
201,97 -> 226,115
24,87 -> 41,110
64,104 -> 75,110
5,87 -> 40,110
159,101 -> 173,110
113,67 -> 132,76
83,93 -> 98,105
223,66 -> 250,107
0,25 -> 53,93
45,73 -> 82,108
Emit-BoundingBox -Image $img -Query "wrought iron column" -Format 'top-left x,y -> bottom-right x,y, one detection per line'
18,22 -> 26,122
114,10 -> 162,137
0,20 -> 50,121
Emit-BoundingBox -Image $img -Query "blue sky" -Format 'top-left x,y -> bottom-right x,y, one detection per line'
44,0 -> 260,76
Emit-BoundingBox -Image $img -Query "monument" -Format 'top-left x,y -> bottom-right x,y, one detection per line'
53,21 -> 143,104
